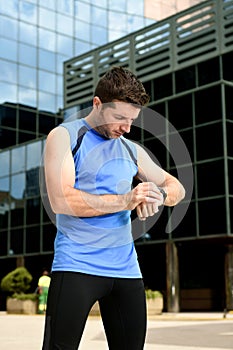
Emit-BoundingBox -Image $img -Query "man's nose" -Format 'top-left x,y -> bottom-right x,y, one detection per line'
121,123 -> 131,133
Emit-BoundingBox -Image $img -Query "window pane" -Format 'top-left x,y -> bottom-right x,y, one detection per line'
19,22 -> 37,45
0,151 -> 10,177
0,82 -> 17,104
57,13 -> 73,35
39,0 -> 56,10
19,108 -> 37,132
26,141 -> 42,171
19,65 -> 37,89
57,0 -> 73,15
75,2 -> 90,21
91,6 -> 107,27
39,91 -> 56,113
109,0 -> 126,11
196,123 -> 223,161
11,146 -> 26,173
0,60 -> 17,84
19,1 -> 37,23
10,229 -> 24,254
39,7 -> 56,31
26,225 -> 40,253
39,49 -> 56,72
127,0 -> 143,14
75,20 -> 90,41
11,173 -> 25,199
18,87 -> 37,108
19,43 -> 37,67
25,167 -> 40,198
39,70 -> 55,93
0,1 -> 18,17
57,34 -> 73,56
39,28 -> 56,51
0,38 -> 17,61
0,15 -> 18,40
91,26 -> 107,46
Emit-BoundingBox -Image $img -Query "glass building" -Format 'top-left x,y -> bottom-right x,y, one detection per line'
0,0 -> 216,311
63,0 -> 233,312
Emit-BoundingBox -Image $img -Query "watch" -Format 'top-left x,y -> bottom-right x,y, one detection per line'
158,187 -> 167,203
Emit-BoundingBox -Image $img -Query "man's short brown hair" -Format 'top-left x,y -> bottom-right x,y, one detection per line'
94,66 -> 150,106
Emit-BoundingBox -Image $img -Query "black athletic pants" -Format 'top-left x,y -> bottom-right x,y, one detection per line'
42,271 -> 147,350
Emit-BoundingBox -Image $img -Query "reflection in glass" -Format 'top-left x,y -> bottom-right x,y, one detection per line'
108,11 -> 127,32
75,40 -> 91,56
127,0 -> 143,15
75,2 -> 90,21
92,26 -> 107,46
57,0 -> 73,15
75,20 -> 90,42
11,146 -> 26,173
39,49 -> 56,72
91,6 -> 107,27
26,141 -> 42,171
57,34 -> 73,56
56,53 -> 67,74
18,86 -> 37,107
57,13 -> 73,35
39,70 -> 56,93
39,91 -> 56,113
39,7 -> 56,31
109,0 -> 126,11
0,16 -> 17,40
19,21 -> 37,45
0,82 -> 17,104
0,151 -> 10,177
19,1 -> 37,23
19,43 -> 37,67
0,38 -> 17,61
39,28 -> 56,51
127,15 -> 144,33
39,0 -> 56,11
0,177 -> 10,230
0,60 -> 17,84
11,173 -> 25,199
0,1 -> 18,18
19,65 -> 37,89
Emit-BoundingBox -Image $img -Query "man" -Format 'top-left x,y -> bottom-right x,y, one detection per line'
38,269 -> 51,314
42,66 -> 185,349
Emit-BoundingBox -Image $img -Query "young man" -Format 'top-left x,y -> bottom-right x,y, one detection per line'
42,66 -> 185,349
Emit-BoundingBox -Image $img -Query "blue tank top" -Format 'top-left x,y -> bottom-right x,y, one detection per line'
52,118 -> 142,278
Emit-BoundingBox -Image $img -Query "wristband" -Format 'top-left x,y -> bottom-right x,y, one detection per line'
158,187 -> 167,203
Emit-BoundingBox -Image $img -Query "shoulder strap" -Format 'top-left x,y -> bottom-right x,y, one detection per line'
72,125 -> 88,157
120,138 -> 137,165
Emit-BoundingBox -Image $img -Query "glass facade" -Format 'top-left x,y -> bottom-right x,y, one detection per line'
0,0 -> 155,148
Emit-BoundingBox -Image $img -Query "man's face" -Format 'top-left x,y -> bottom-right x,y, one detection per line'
96,101 -> 140,139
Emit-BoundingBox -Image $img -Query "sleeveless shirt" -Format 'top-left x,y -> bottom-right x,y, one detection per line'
51,118 -> 142,278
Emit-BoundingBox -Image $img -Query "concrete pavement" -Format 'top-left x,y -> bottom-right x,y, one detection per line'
0,312 -> 233,349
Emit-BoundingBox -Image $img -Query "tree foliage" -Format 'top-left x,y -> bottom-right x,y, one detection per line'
1,267 -> 32,295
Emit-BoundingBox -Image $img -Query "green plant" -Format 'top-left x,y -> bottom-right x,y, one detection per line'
0,267 -> 36,300
145,289 -> 162,300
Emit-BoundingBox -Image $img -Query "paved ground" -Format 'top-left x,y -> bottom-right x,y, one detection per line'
0,312 -> 233,349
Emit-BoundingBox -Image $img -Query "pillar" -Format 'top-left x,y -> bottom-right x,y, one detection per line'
166,241 -> 180,312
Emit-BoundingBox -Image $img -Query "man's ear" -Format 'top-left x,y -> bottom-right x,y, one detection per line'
93,96 -> 102,109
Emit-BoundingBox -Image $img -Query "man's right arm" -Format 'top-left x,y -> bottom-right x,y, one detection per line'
44,127 -> 160,217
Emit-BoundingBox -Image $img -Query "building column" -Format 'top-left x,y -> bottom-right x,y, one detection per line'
225,245 -> 233,311
166,241 -> 180,312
